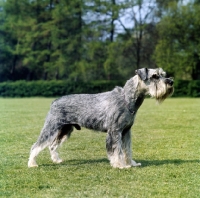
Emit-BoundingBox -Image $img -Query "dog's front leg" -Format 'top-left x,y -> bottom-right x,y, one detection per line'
131,160 -> 141,167
122,129 -> 141,167
106,131 -> 131,169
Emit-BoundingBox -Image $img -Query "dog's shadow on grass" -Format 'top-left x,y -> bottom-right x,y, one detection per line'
42,158 -> 109,167
42,158 -> 199,168
137,159 -> 200,167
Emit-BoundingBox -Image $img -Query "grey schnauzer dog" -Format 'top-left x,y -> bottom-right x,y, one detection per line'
28,68 -> 174,169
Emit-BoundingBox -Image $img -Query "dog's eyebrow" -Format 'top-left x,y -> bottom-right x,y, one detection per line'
161,72 -> 166,77
157,68 -> 166,77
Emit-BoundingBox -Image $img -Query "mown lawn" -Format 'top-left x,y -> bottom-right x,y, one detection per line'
0,98 -> 199,198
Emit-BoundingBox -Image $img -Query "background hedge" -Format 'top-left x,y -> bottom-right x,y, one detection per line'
0,80 -> 124,97
173,80 -> 200,97
0,80 -> 199,97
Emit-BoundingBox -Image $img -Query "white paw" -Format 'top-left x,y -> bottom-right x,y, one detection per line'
120,165 -> 132,169
53,159 -> 63,164
111,163 -> 132,169
131,160 -> 141,167
28,160 -> 38,168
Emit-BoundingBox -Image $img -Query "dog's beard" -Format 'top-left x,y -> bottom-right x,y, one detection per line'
149,81 -> 174,103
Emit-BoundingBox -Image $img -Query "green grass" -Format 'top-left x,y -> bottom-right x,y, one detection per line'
0,98 -> 200,198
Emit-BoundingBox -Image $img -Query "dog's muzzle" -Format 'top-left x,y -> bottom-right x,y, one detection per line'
165,78 -> 174,86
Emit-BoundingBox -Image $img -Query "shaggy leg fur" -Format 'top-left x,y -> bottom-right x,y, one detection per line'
28,143 -> 45,167
122,130 -> 141,167
106,131 -> 131,169
49,142 -> 63,164
49,125 -> 73,163
28,124 -> 73,168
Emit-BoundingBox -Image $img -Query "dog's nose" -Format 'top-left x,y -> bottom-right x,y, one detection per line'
165,78 -> 173,86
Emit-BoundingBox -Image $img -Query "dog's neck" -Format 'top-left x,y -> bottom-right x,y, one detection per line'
123,75 -> 145,114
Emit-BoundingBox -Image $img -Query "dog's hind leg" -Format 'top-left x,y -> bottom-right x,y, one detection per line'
28,116 -> 61,167
28,129 -> 51,167
49,124 -> 74,164
28,127 -> 56,167
28,142 -> 45,167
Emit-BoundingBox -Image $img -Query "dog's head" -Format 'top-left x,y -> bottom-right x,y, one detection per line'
135,68 -> 174,103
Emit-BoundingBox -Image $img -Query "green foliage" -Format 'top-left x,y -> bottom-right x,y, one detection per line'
154,2 -> 200,80
172,80 -> 200,97
0,0 -> 85,80
0,0 -> 162,82
188,80 -> 200,97
0,80 -> 124,97
104,41 -> 135,80
173,80 -> 190,97
0,98 -> 200,197
1,0 -> 200,82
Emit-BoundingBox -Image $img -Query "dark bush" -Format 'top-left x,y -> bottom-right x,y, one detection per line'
0,80 -> 124,97
172,80 -> 190,97
0,80 -> 199,97
188,80 -> 200,97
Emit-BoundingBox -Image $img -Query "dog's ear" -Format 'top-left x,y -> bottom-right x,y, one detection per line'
135,68 -> 148,81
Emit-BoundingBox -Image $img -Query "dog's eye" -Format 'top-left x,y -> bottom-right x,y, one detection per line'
152,74 -> 159,79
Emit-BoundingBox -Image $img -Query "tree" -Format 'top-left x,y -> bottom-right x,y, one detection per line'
154,2 -> 200,80
2,0 -> 193,82
104,0 -> 159,81
51,0 -> 84,80
75,0 -> 122,81
2,0 -> 53,80
0,0 -> 26,81
1,0 -> 85,80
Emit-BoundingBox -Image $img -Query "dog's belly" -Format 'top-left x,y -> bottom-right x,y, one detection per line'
77,112 -> 107,132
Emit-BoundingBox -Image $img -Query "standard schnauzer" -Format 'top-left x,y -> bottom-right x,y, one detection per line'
28,68 -> 174,169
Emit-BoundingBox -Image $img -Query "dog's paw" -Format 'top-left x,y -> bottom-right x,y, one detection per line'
131,160 -> 141,167
28,160 -> 38,168
111,162 -> 132,169
53,159 -> 63,164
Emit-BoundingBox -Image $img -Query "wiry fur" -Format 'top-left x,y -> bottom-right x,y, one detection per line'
28,68 -> 174,169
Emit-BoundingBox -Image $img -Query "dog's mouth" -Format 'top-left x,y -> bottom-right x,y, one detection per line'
165,77 -> 174,87
166,77 -> 174,95
167,86 -> 174,96
154,81 -> 174,103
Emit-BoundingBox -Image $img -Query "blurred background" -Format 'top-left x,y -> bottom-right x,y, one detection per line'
0,0 -> 200,97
